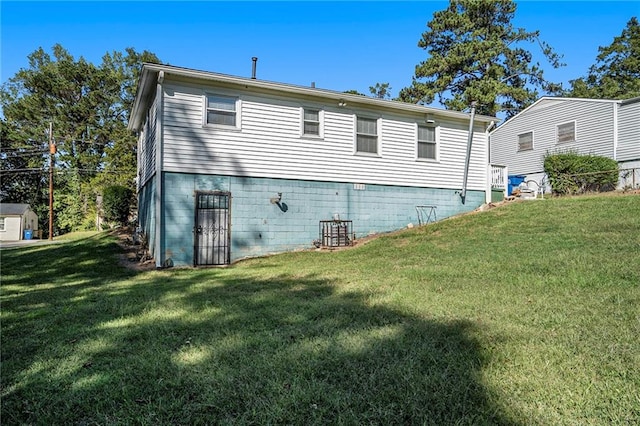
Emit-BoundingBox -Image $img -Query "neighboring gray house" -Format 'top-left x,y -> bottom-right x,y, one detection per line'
0,203 -> 39,241
490,96 -> 640,191
128,63 -> 497,267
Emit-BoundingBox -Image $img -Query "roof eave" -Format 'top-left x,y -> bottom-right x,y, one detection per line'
128,66 -> 160,132
128,63 -> 497,130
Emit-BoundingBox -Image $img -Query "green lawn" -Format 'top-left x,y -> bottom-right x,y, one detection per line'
2,194 -> 639,425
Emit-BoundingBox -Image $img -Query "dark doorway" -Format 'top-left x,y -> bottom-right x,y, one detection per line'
194,192 -> 231,266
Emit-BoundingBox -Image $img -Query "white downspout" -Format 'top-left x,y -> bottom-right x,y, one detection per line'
461,102 -> 477,204
486,121 -> 496,204
613,102 -> 619,161
154,71 -> 164,268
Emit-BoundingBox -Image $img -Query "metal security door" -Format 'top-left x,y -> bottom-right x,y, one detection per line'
194,192 -> 231,266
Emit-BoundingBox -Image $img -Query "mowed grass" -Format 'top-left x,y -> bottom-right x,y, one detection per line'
1,194 -> 639,425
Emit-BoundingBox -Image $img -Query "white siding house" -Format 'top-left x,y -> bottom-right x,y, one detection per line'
490,97 -> 640,191
0,203 -> 39,241
129,64 -> 497,267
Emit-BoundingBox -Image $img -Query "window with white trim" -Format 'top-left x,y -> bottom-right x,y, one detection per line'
417,125 -> 437,160
518,131 -> 533,151
302,108 -> 321,137
356,116 -> 378,154
205,94 -> 238,127
0,217 -> 5,231
557,121 -> 576,143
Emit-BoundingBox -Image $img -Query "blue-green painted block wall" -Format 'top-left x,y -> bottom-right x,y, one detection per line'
158,172 -> 485,266
137,179 -> 156,258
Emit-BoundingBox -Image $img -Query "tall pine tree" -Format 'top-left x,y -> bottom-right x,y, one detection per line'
399,0 -> 563,117
568,17 -> 640,99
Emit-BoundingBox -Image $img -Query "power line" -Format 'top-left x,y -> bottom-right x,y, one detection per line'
0,167 -> 135,175
0,168 -> 46,173
0,147 -> 49,154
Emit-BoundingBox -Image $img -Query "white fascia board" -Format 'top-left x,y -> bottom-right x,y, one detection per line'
128,67 -> 159,131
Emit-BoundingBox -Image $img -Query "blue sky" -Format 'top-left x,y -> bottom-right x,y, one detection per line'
2,1 -> 639,106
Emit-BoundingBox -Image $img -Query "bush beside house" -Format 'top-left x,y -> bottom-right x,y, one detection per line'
543,152 -> 619,195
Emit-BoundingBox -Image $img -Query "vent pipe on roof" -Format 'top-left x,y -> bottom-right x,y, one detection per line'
251,57 -> 258,79
311,82 -> 315,88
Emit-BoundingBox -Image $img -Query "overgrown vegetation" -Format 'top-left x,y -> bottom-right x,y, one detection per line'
544,152 -> 619,195
102,185 -> 134,227
2,194 -> 639,424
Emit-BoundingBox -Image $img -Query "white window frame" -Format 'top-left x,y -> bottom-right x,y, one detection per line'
0,217 -> 5,232
300,107 -> 324,139
556,120 -> 576,144
517,131 -> 534,152
416,124 -> 439,161
354,116 -> 381,156
203,92 -> 241,130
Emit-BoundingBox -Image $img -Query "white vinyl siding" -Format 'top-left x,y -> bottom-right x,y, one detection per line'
618,100 -> 640,161
491,98 -> 616,175
356,116 -> 379,154
0,215 -> 27,241
518,131 -> 533,151
302,108 -> 321,137
160,82 -> 490,191
417,125 -> 437,160
557,121 -> 576,144
138,93 -> 158,188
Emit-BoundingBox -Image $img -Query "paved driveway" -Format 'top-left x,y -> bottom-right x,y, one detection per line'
0,239 -> 61,249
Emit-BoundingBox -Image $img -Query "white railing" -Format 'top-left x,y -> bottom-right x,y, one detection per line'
487,164 -> 508,203
491,165 -> 507,189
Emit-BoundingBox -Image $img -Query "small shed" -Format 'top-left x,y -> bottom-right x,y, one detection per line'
0,203 -> 39,241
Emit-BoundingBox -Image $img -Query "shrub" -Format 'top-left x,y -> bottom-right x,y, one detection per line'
543,152 -> 618,195
102,185 -> 134,226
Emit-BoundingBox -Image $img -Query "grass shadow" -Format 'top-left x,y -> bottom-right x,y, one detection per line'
1,235 -> 518,424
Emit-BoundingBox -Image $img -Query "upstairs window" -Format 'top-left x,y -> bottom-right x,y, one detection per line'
356,117 -> 378,154
303,108 -> 321,137
518,131 -> 533,151
557,121 -> 576,143
0,217 -> 5,231
417,125 -> 437,160
206,95 -> 237,127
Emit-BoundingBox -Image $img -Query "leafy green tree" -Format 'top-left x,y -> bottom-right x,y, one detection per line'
0,45 -> 160,235
102,185 -> 134,226
568,17 -> 640,99
399,0 -> 563,117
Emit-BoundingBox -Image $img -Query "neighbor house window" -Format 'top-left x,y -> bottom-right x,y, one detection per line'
417,125 -> 437,160
356,116 -> 378,154
557,121 -> 576,143
206,94 -> 238,127
0,217 -> 4,231
518,131 -> 534,151
302,108 -> 321,137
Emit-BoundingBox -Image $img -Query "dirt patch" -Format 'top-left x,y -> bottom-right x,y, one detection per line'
110,228 -> 156,272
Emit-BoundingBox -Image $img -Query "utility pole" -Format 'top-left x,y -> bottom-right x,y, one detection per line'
48,122 -> 55,240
